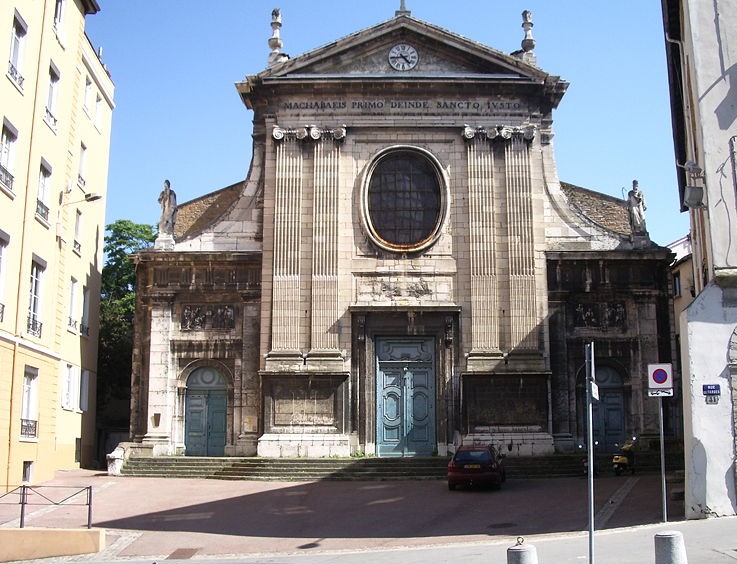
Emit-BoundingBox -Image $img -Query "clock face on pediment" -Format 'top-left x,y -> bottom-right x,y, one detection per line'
388,43 -> 419,71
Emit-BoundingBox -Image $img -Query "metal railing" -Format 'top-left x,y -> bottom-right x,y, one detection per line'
0,163 -> 13,191
43,107 -> 57,129
7,61 -> 24,88
27,315 -> 42,337
0,302 -> 4,322
36,199 -> 50,221
20,418 -> 37,438
67,316 -> 78,330
79,322 -> 90,336
0,485 -> 92,528
73,239 -> 81,254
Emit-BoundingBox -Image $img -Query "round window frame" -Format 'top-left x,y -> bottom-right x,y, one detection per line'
360,146 -> 449,253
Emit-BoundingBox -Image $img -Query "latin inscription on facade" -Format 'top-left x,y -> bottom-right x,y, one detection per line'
281,98 -> 526,116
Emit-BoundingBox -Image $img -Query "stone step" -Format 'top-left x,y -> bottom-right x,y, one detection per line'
120,451 -> 683,481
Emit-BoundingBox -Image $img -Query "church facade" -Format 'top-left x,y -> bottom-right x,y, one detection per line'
128,8 -> 676,459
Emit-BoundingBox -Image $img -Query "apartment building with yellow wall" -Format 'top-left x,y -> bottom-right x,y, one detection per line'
0,0 -> 113,487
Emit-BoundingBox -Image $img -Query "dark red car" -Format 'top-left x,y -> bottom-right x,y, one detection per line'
447,444 -> 506,490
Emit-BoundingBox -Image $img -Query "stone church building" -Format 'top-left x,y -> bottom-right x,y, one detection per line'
128,7 -> 676,459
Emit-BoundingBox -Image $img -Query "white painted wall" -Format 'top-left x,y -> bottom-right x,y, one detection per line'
681,282 -> 737,518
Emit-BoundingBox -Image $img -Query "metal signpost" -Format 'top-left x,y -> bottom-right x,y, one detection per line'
647,363 -> 673,523
585,342 -> 597,564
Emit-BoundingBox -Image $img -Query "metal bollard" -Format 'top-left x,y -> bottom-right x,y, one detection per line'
507,537 -> 538,564
654,530 -> 688,564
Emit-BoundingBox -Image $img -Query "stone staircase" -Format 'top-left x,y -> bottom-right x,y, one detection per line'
120,451 -> 683,481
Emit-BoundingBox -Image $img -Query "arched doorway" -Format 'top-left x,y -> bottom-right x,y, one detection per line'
184,367 -> 227,456
591,366 -> 625,451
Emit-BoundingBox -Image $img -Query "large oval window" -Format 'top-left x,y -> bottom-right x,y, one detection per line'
364,149 -> 445,252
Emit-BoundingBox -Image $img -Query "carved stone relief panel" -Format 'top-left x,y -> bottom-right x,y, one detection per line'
573,302 -> 627,330
181,304 -> 236,331
354,275 -> 454,306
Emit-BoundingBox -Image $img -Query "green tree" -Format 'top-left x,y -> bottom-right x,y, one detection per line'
97,220 -> 155,429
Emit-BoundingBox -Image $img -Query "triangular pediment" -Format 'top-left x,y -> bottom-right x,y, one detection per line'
257,15 -> 551,82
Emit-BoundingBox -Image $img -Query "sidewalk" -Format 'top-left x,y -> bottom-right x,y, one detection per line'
0,468 -> 734,562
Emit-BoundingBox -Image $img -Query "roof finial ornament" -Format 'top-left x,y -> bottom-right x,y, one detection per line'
267,8 -> 289,68
520,10 -> 537,65
395,0 -> 411,17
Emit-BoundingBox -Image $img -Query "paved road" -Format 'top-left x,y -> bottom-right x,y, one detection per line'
1,468 -> 735,562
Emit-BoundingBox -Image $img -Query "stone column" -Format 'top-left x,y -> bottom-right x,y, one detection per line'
142,293 -> 176,455
466,134 -> 500,355
504,130 -> 538,351
309,130 -> 345,369
267,127 -> 305,367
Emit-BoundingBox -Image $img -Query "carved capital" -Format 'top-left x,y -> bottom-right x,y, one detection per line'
273,124 -> 348,143
462,124 -> 536,143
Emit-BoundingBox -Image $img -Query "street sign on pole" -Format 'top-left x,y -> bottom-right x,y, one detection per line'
647,363 -> 672,524
585,341 -> 596,564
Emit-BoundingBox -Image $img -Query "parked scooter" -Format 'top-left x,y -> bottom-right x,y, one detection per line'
612,437 -> 637,476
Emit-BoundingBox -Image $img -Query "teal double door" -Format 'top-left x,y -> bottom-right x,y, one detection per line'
376,337 -> 436,457
184,367 -> 227,456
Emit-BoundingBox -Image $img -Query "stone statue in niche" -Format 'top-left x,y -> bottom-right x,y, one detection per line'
627,180 -> 647,233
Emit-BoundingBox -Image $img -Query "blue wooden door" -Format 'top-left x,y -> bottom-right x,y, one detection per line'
185,368 -> 227,456
591,366 -> 625,451
376,337 -> 436,457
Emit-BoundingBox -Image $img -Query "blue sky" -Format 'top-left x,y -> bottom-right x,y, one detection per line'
86,1 -> 689,246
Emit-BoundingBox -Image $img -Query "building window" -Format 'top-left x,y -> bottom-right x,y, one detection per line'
44,64 -> 60,130
36,162 -> 51,222
77,143 -> 86,187
8,14 -> 27,89
21,367 -> 38,438
28,259 -> 44,337
53,0 -> 65,32
68,277 -> 77,330
94,94 -> 103,130
0,122 -> 17,193
83,76 -> 92,112
22,461 -> 33,483
79,370 -> 89,412
73,209 -> 82,253
364,148 -> 445,252
62,363 -> 79,410
673,273 -> 682,298
80,286 -> 90,336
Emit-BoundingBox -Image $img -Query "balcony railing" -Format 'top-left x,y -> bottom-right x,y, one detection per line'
36,199 -> 50,221
0,302 -> 4,322
20,418 -> 37,438
67,316 -> 78,330
77,174 -> 86,188
73,240 -> 81,254
43,107 -> 58,130
27,315 -> 42,338
0,163 -> 13,191
7,61 -> 24,88
79,322 -> 89,336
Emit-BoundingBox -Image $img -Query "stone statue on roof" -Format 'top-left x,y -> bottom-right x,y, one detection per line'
627,179 -> 647,233
158,179 -> 177,236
